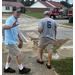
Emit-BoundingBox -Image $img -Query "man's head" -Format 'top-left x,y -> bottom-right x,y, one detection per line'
44,11 -> 50,18
13,6 -> 21,19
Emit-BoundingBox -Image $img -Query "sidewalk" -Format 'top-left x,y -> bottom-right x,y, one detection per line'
2,39 -> 73,75
43,39 -> 73,59
57,39 -> 73,58
2,51 -> 56,75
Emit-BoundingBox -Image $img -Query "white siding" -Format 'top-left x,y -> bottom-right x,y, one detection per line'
30,1 -> 47,8
2,5 -> 12,12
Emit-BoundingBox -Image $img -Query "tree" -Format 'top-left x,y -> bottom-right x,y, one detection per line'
2,0 -> 17,2
66,0 -> 68,3
2,0 -> 35,6
41,0 -> 46,1
60,1 -> 73,8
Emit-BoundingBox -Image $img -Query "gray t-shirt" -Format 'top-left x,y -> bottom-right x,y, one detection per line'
38,18 -> 57,40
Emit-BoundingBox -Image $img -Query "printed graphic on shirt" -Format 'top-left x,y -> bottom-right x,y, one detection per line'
47,21 -> 51,28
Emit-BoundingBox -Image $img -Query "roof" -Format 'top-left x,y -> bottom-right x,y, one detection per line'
2,1 -> 24,7
25,6 -> 30,9
39,1 -> 53,8
47,1 -> 67,8
38,1 -> 67,8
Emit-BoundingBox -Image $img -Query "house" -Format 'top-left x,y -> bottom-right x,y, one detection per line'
30,1 -> 67,13
25,6 -> 30,12
2,1 -> 25,13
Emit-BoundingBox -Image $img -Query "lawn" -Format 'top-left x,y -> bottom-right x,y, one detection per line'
51,57 -> 73,75
63,23 -> 73,26
25,11 -> 43,19
43,39 -> 70,53
2,12 -> 13,15
2,42 -> 7,53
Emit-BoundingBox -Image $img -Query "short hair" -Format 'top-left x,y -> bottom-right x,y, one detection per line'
44,11 -> 49,16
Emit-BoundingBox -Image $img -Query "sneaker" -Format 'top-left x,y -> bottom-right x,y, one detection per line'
19,67 -> 31,74
37,59 -> 44,64
4,67 -> 16,73
46,63 -> 51,69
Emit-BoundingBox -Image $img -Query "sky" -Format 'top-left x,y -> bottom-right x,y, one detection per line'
52,0 -> 73,4
34,0 -> 73,4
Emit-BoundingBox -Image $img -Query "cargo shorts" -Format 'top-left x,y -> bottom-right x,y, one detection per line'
38,38 -> 54,52
5,44 -> 21,58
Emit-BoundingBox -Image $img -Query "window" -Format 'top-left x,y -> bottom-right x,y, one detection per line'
6,6 -> 10,10
54,9 -> 58,12
50,8 -> 54,11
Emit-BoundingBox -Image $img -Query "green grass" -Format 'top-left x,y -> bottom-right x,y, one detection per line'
25,11 -> 43,19
44,45 -> 61,53
2,12 -> 13,15
43,39 -> 69,54
51,57 -> 73,75
63,23 -> 73,26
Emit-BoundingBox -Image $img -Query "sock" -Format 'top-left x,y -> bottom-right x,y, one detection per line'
19,64 -> 23,70
5,62 -> 10,69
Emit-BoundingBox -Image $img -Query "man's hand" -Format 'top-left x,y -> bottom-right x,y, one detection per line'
18,34 -> 23,43
54,37 -> 56,42
19,37 -> 23,43
12,19 -> 19,27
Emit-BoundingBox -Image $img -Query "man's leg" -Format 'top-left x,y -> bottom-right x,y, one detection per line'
7,54 -> 11,63
5,54 -> 11,69
17,54 -> 31,74
16,54 -> 23,70
48,52 -> 52,65
39,50 -> 43,61
17,54 -> 22,65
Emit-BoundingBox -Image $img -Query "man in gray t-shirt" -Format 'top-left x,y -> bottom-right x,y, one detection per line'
37,11 -> 57,69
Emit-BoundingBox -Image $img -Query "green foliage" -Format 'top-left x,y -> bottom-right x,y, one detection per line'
60,1 -> 73,8
25,11 -> 43,18
51,57 -> 73,75
2,0 -> 35,6
64,23 -> 73,26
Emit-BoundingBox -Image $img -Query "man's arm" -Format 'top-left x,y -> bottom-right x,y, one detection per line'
4,19 -> 19,30
38,28 -> 43,34
3,25 -> 12,30
18,34 -> 23,42
55,28 -> 57,41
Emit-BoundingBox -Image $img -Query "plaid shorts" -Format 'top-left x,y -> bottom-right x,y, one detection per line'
38,38 -> 54,52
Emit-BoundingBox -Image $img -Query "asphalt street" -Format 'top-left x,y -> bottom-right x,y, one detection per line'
2,15 -> 73,42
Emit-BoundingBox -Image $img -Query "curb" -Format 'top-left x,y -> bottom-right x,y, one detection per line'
22,14 -> 36,19
58,39 -> 73,48
58,24 -> 73,29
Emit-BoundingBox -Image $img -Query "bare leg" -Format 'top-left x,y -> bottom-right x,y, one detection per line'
48,52 -> 52,65
5,54 -> 11,69
7,54 -> 11,63
39,50 -> 43,61
17,54 -> 22,65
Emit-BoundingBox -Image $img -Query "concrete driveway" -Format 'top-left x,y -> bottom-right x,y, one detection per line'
2,14 -> 73,42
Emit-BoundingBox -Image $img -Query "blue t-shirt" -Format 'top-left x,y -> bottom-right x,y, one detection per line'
38,18 -> 57,40
5,15 -> 19,45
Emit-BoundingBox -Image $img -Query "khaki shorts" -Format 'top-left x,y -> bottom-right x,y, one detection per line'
38,38 -> 54,52
6,44 -> 21,58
